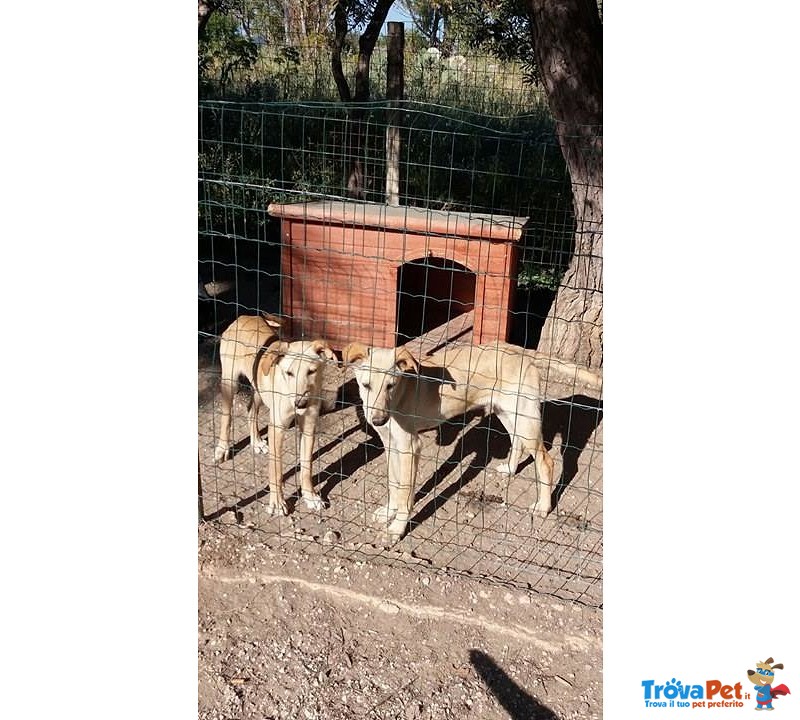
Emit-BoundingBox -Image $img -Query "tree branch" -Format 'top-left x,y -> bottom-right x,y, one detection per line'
330,0 -> 352,103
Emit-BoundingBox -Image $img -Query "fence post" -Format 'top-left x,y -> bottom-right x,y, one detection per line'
198,455 -> 205,523
386,21 -> 404,206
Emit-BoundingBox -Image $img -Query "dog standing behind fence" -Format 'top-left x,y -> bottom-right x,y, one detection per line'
343,341 -> 602,544
214,314 -> 336,516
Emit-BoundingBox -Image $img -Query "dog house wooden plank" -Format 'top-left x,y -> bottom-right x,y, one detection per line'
268,201 -> 528,243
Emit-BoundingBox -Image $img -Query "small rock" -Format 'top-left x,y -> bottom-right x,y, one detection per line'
377,601 -> 400,615
323,530 -> 341,544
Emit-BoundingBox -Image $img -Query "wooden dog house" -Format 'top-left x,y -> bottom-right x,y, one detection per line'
268,201 -> 528,350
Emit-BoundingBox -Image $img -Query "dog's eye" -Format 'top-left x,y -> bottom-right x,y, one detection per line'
386,382 -> 394,390
307,368 -> 316,376
362,383 -> 371,390
286,370 -> 295,377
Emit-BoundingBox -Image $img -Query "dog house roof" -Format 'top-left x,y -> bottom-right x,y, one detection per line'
268,201 -> 529,242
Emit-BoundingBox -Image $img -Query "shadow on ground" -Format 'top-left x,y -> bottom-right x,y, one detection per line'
470,649 -> 558,719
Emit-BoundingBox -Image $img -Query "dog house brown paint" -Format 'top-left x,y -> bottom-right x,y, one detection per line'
268,201 -> 527,349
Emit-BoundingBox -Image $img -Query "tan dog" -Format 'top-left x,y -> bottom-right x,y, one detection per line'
343,341 -> 601,543
214,314 -> 336,515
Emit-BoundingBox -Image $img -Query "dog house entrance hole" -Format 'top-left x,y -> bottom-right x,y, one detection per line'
396,257 -> 476,345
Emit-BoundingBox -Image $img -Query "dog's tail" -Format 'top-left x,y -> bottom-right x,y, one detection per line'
530,352 -> 602,392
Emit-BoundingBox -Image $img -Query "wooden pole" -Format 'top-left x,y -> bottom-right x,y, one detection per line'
385,21 -> 404,206
198,455 -> 205,523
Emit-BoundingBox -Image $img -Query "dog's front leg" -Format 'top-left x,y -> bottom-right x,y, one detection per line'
266,422 -> 289,516
296,410 -> 325,511
370,422 -> 396,524
214,379 -> 236,463
494,409 -> 525,477
384,432 -> 420,544
247,392 -> 269,455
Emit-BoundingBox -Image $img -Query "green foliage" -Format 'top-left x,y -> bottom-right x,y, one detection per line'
517,266 -> 562,291
199,12 -> 259,94
445,0 -> 539,84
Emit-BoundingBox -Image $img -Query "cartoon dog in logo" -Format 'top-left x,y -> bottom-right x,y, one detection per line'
747,658 -> 790,711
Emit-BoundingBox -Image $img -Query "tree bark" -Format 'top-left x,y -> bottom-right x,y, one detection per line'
198,0 -> 221,36
527,0 -> 603,369
330,0 -> 352,103
330,0 -> 395,198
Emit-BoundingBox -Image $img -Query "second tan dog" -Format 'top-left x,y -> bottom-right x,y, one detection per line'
214,314 -> 336,515
344,340 -> 601,543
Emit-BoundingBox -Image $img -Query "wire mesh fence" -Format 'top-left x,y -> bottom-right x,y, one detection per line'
198,27 -> 603,607
200,33 -> 544,114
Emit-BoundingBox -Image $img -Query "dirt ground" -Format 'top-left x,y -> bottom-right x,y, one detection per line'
199,521 -> 602,720
197,318 -> 603,719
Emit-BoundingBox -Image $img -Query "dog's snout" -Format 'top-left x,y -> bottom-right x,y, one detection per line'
371,411 -> 389,426
295,393 -> 309,409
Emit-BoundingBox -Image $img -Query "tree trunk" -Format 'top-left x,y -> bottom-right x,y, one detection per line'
330,0 -> 394,198
330,0 -> 352,103
198,0 -> 220,36
527,0 -> 603,369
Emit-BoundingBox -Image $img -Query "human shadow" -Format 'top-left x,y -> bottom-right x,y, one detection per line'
469,649 -> 557,720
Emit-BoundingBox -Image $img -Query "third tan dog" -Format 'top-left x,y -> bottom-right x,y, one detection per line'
214,314 -> 336,516
343,340 -> 601,543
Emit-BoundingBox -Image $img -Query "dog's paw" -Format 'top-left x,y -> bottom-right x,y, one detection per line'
385,517 -> 409,544
301,492 -> 326,512
213,443 -> 231,464
252,438 -> 269,455
266,496 -> 289,517
372,505 -> 396,525
495,462 -> 516,477
529,500 -> 551,519
377,530 -> 403,548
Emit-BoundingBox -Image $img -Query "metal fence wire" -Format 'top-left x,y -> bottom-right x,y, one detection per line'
198,33 -> 603,608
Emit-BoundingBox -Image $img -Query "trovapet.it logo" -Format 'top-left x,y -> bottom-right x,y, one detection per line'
641,678 -> 746,709
641,657 -> 791,711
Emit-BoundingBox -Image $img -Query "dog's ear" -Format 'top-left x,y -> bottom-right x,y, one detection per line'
261,312 -> 284,330
343,342 -> 369,366
772,663 -> 784,670
395,347 -> 419,374
259,343 -> 287,376
311,339 -> 337,362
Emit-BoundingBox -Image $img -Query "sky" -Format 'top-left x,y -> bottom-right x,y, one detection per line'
386,3 -> 414,26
